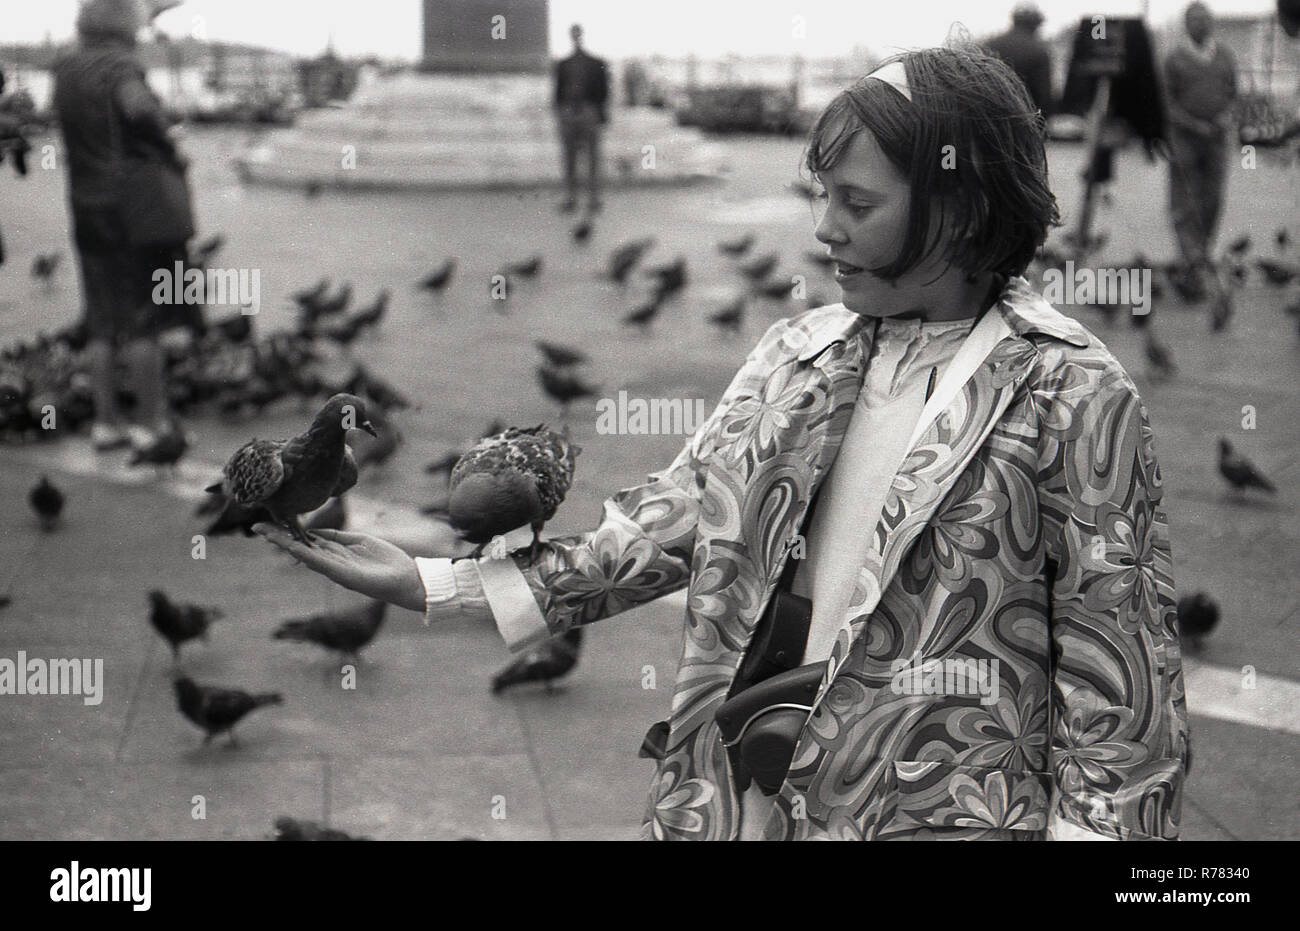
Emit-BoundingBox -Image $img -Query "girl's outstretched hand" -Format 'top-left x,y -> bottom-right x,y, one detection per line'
254,525 -> 427,612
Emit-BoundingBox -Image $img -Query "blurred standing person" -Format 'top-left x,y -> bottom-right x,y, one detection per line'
52,0 -> 193,452
553,24 -> 609,214
984,3 -> 1054,118
1163,2 -> 1237,301
0,69 -> 35,267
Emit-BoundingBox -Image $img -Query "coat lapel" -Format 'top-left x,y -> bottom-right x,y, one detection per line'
732,306 -> 876,656
808,281 -> 1092,712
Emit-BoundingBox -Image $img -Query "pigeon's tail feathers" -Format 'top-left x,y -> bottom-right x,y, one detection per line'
254,692 -> 284,707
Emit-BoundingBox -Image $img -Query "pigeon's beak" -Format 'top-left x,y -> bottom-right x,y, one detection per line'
359,420 -> 378,437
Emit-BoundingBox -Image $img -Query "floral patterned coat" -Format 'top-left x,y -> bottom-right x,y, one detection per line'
510,277 -> 1188,840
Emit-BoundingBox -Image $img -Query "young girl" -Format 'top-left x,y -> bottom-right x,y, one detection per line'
258,46 -> 1188,841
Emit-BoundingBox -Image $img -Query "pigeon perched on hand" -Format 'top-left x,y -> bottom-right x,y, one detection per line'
273,600 -> 386,663
208,393 -> 374,545
491,628 -> 583,694
1217,438 -> 1276,496
148,589 -> 223,661
173,677 -> 282,746
449,424 -> 580,562
29,475 -> 64,531
1177,591 -> 1220,652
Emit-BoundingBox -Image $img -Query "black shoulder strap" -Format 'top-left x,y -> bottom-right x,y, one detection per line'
778,489 -> 820,590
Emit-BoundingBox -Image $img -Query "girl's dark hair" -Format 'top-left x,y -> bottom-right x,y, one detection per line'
805,46 -> 1060,281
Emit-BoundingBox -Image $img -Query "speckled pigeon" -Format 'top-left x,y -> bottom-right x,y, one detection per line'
207,393 -> 373,545
448,424 -> 580,562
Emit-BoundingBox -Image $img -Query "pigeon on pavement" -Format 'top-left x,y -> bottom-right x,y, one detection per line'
173,677 -> 282,746
29,475 -> 64,531
272,816 -> 370,841
273,600 -> 386,663
148,590 -> 223,661
491,628 -> 583,694
418,258 -> 456,293
1177,592 -> 1220,652
1217,438 -> 1277,495
535,340 -> 588,367
717,232 -> 756,257
537,364 -> 600,412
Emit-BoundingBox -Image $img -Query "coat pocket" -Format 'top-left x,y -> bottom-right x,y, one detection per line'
890,760 -> 1051,832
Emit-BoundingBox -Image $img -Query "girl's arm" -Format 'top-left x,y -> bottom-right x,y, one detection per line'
259,319 -> 792,650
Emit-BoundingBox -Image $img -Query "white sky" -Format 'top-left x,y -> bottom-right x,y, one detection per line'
3,0 -> 1282,59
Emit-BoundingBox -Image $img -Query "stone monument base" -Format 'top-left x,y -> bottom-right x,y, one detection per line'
236,71 -> 727,191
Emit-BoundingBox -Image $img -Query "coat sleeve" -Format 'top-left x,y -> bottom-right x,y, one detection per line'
474,323 -> 785,650
1042,378 -> 1189,840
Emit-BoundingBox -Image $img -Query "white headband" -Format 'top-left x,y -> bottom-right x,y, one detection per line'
866,60 -> 912,102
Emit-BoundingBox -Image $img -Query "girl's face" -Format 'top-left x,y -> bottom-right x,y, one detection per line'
813,126 -> 981,322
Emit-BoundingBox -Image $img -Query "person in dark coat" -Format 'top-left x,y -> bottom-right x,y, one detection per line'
52,0 -> 191,451
984,3 -> 1054,118
0,70 -> 35,267
553,24 -> 609,214
1163,2 -> 1237,300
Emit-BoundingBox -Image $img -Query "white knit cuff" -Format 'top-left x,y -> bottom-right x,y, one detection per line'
414,556 -> 489,625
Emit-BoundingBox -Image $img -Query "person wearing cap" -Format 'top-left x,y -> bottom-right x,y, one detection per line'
52,0 -> 192,452
259,47 -> 1187,842
553,23 -> 609,214
1163,2 -> 1238,301
985,3 -> 1055,117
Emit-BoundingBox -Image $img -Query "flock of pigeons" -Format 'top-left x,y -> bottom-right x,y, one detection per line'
1032,224 -> 1300,382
